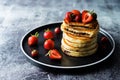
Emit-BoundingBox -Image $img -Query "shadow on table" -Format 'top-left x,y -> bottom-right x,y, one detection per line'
40,53 -> 116,75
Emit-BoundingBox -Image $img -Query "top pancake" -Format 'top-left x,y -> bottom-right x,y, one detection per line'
61,20 -> 99,38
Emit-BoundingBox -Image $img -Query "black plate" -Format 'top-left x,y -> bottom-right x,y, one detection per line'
20,22 -> 115,69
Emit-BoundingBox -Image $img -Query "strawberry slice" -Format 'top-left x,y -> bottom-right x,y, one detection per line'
46,49 -> 62,59
82,11 -> 93,23
82,10 -> 88,20
82,10 -> 97,23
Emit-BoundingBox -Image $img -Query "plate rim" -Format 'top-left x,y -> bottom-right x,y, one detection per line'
20,22 -> 115,69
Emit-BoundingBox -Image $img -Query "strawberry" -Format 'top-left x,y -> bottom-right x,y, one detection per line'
82,10 -> 97,23
74,15 -> 81,22
101,37 -> 108,43
71,9 -> 81,16
71,9 -> 81,22
54,27 -> 61,34
82,11 -> 93,23
92,12 -> 97,20
28,32 -> 39,46
44,29 -> 54,39
31,49 -> 39,57
82,10 -> 88,20
65,12 -> 73,22
46,49 -> 62,59
44,39 -> 54,50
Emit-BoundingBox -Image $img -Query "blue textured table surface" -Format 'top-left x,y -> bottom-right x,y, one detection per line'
0,0 -> 120,80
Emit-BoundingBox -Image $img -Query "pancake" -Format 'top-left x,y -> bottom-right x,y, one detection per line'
62,32 -> 97,44
61,45 -> 98,57
63,36 -> 97,48
61,38 -> 98,52
61,21 -> 99,38
63,19 -> 98,29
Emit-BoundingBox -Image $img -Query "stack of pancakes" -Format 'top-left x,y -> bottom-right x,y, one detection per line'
61,20 -> 99,57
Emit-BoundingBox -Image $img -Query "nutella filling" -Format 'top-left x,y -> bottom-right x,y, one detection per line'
69,25 -> 96,29
65,28 -> 89,36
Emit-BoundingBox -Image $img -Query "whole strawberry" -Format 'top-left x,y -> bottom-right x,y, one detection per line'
43,29 -> 54,39
31,49 -> 39,57
28,32 -> 39,46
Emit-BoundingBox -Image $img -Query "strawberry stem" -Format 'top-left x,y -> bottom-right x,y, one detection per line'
91,10 -> 94,13
45,50 -> 51,56
44,28 -> 50,32
30,32 -> 39,37
89,10 -> 94,14
35,32 -> 39,37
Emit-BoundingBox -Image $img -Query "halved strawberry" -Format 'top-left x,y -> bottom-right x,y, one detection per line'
82,10 -> 93,23
82,10 -> 88,20
46,49 -> 62,59
82,10 -> 97,23
82,12 -> 93,23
